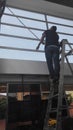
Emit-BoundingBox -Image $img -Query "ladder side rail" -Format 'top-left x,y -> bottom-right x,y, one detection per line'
64,39 -> 73,57
43,85 -> 54,130
67,41 -> 73,50
65,50 -> 73,57
63,92 -> 70,116
63,39 -> 73,50
65,40 -> 73,76
56,39 -> 65,130
65,56 -> 73,76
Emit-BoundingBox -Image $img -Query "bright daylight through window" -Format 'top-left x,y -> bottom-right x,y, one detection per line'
0,7 -> 73,62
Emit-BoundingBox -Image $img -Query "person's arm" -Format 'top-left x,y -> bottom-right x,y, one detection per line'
36,32 -> 46,50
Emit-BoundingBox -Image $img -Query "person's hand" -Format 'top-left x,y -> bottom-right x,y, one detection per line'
36,45 -> 39,50
36,43 -> 41,50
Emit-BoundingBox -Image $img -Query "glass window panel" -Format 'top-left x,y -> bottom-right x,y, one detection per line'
0,49 -> 45,61
31,30 -> 43,39
48,23 -> 73,35
66,55 -> 73,63
20,18 -> 46,29
57,26 -> 73,35
0,36 -> 37,49
1,25 -> 37,38
2,15 -> 22,26
0,6 -> 73,63
4,7 -> 12,14
47,15 -> 73,26
65,44 -> 72,51
9,7 -> 45,20
59,34 -> 73,43
0,36 -> 44,50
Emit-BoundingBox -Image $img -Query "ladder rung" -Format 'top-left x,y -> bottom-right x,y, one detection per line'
60,106 -> 68,110
43,128 -> 49,130
48,93 -> 58,100
50,109 -> 57,112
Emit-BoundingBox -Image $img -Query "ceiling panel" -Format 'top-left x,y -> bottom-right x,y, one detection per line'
44,0 -> 73,8
6,0 -> 73,20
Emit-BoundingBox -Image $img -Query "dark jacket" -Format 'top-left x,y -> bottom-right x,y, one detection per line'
44,29 -> 59,47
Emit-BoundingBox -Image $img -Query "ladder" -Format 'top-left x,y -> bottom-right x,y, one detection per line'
43,39 -> 73,130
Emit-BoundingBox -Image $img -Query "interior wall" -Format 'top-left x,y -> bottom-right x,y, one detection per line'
0,58 -> 73,76
0,59 -> 49,75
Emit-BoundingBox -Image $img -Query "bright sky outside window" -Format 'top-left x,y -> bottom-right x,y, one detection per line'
0,7 -> 73,62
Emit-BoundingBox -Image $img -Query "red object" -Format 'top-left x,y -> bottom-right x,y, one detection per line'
69,102 -> 73,117
0,119 -> 5,130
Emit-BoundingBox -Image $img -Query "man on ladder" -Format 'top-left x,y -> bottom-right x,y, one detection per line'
36,26 -> 60,84
36,26 -> 68,130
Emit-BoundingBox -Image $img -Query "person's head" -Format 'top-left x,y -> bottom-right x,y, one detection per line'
50,26 -> 57,32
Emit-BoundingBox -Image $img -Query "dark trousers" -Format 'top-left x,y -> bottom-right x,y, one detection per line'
45,46 -> 60,79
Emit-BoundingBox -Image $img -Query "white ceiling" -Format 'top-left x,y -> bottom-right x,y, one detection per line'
6,0 -> 73,20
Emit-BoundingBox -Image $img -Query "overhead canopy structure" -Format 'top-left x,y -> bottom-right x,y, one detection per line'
6,0 -> 73,20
